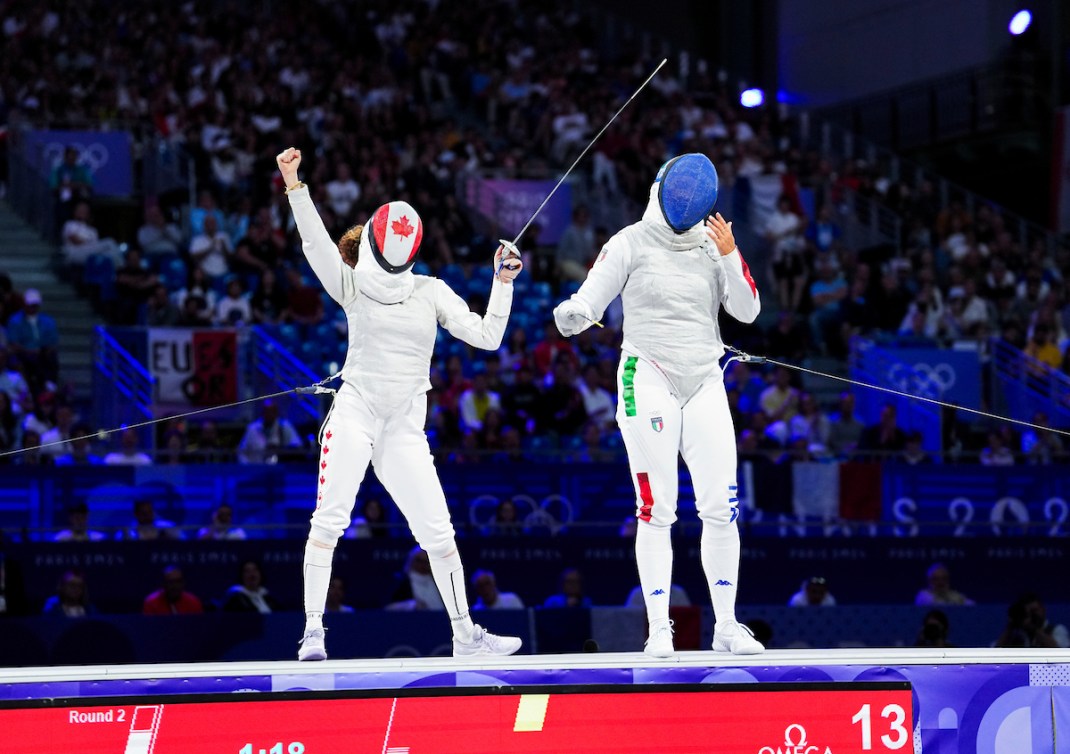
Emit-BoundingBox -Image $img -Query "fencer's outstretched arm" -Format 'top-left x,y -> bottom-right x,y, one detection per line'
435,276 -> 513,350
554,234 -> 631,336
277,147 -> 355,306
435,246 -> 521,350
706,213 -> 760,324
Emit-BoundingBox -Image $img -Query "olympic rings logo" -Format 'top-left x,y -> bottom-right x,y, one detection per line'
43,140 -> 111,172
467,493 -> 575,535
886,362 -> 956,398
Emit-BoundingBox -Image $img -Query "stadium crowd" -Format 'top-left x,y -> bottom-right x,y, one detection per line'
1,0 -> 1068,468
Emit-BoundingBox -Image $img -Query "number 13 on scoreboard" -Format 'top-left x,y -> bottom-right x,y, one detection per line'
851,703 -> 909,750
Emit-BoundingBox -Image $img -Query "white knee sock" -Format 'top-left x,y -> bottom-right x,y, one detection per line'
701,522 -> 740,626
303,540 -> 335,630
429,549 -> 475,643
635,521 -> 673,630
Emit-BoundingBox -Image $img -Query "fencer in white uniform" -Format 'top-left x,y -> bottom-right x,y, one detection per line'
275,148 -> 523,660
553,153 -> 765,657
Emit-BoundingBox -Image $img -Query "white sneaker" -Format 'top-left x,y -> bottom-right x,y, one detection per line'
644,621 -> 675,659
298,627 -> 327,661
453,624 -> 522,657
712,620 -> 765,655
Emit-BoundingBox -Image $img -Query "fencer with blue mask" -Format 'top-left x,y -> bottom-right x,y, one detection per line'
553,152 -> 765,658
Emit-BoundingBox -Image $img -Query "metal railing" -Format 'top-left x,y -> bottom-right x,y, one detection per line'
991,339 -> 1070,430
248,326 -> 329,424
92,325 -> 156,449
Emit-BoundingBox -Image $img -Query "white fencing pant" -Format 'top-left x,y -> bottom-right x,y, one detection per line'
617,356 -> 743,628
304,383 -> 472,638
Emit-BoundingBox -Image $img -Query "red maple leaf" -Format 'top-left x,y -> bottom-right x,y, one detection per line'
321,461 -> 327,470
319,476 -> 326,485
391,215 -> 415,238
325,430 -> 332,440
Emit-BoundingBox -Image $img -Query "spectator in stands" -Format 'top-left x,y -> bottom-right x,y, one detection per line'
42,569 -> 97,618
233,219 -> 286,276
787,393 -> 830,452
189,214 -> 233,279
173,267 -> 218,324
1024,323 -> 1062,370
222,560 -> 283,613
897,430 -> 930,465
137,205 -> 184,258
539,355 -> 587,436
1021,411 -> 1064,465
145,284 -> 181,327
915,563 -> 974,607
188,420 -> 228,462
498,327 -> 530,376
177,295 -> 213,328
532,320 -> 575,377
806,204 -> 842,253
788,576 -> 836,607
857,403 -> 907,458
501,363 -> 541,434
870,266 -> 912,333
808,260 -> 848,354
121,498 -> 183,541
759,366 -> 799,423
40,403 -> 76,457
914,609 -> 952,648
979,430 -> 1015,466
725,361 -> 766,416
5,289 -> 59,392
827,392 -> 864,456
386,547 -> 445,611
238,399 -> 302,464
472,569 -> 525,609
344,498 -> 390,539
995,592 -> 1069,648
766,195 -> 806,311
282,266 -> 324,328
143,566 -> 204,616
61,201 -> 121,265
458,370 -> 501,433
55,423 -> 103,466
197,503 -> 247,540
0,348 -> 31,409
577,363 -> 615,431
49,146 -> 93,216
556,205 -> 596,283
570,420 -> 614,463
189,190 -> 227,238
103,427 -> 153,466
943,280 -> 990,337
14,429 -> 50,466
543,567 -> 592,608
215,278 -> 252,326
251,268 -> 288,324
53,502 -> 106,542
114,248 -> 160,324
484,497 -> 524,537
325,163 -> 361,219
325,577 -> 355,613
0,274 -> 21,326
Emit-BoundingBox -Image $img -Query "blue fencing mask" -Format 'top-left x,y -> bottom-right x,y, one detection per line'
654,153 -> 719,233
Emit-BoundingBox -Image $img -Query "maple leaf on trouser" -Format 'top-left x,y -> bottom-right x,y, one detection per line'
391,215 -> 415,238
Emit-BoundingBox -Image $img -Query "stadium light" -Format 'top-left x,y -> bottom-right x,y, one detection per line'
1008,9 -> 1032,35
740,88 -> 764,108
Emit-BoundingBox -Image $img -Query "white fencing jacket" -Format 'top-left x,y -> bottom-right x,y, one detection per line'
566,182 -> 761,402
288,186 -> 512,414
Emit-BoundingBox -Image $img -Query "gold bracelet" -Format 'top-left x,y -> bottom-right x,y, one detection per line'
284,181 -> 306,194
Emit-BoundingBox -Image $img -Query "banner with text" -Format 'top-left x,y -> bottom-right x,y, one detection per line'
147,329 -> 238,413
21,129 -> 134,197
466,179 -> 572,245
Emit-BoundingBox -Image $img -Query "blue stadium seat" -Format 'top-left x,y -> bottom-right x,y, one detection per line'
299,340 -> 322,365
277,323 -> 301,349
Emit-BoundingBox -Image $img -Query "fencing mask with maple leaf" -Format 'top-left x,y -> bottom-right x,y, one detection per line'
366,201 -> 423,274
